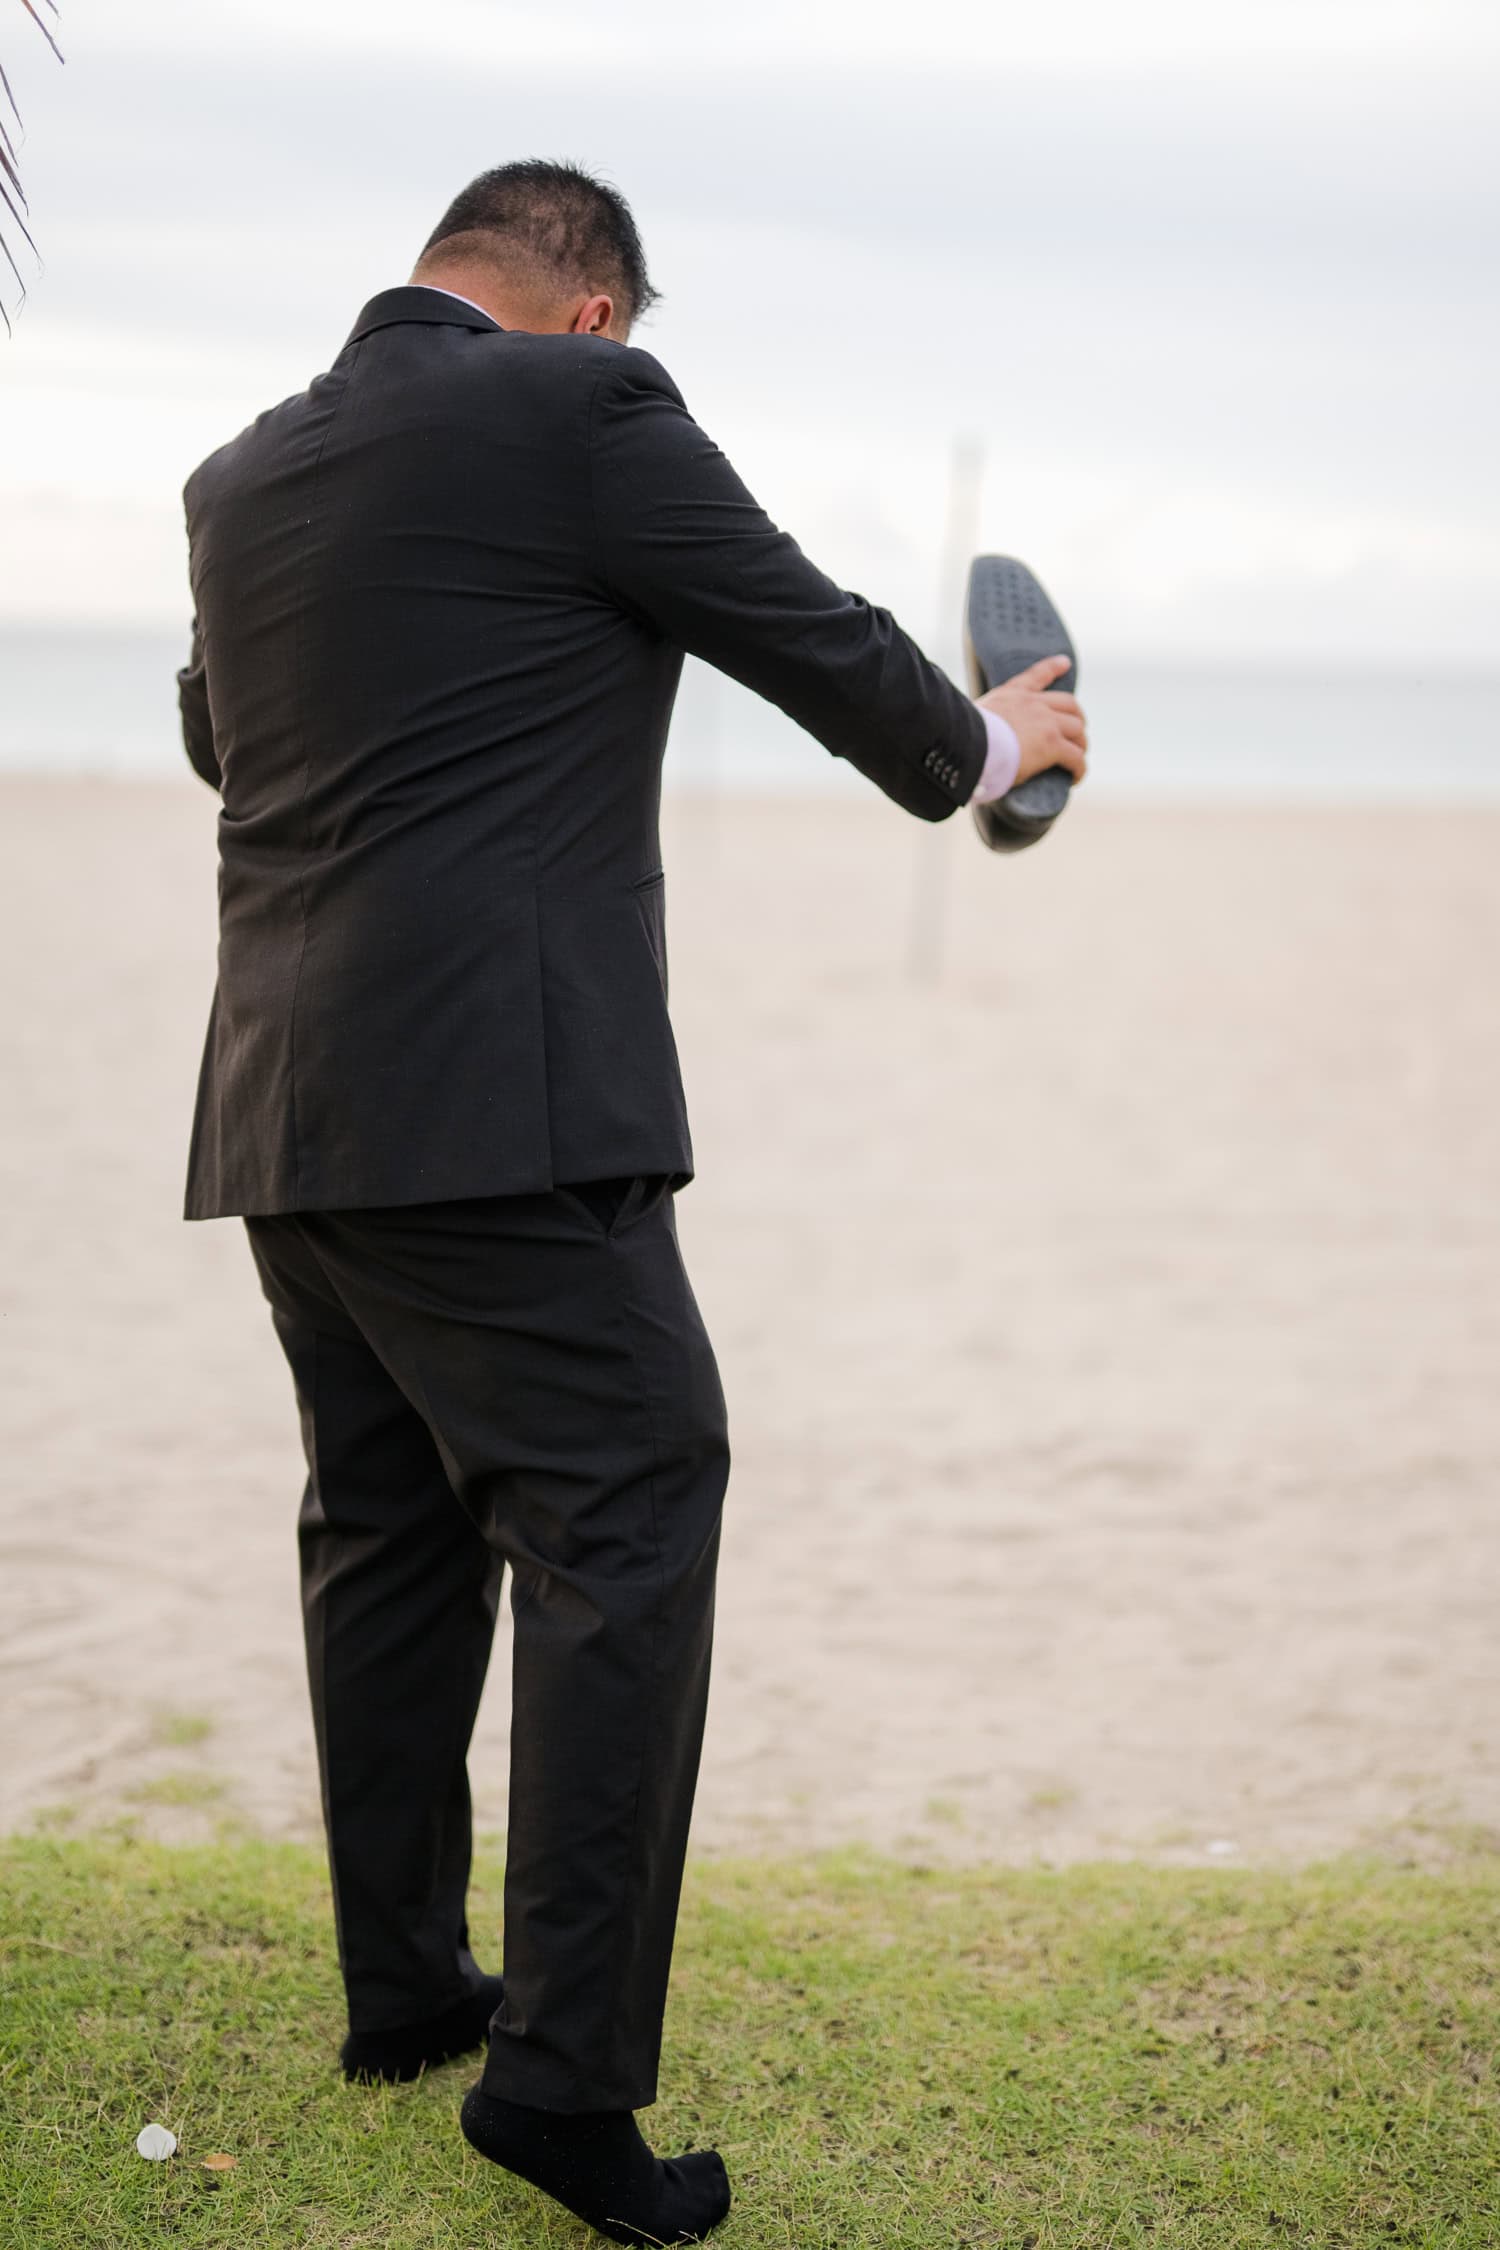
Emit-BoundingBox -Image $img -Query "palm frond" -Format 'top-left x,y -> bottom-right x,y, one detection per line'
2,0 -> 63,333
17,0 -> 62,61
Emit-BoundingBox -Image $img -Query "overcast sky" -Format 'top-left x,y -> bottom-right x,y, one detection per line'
1,0 -> 1496,669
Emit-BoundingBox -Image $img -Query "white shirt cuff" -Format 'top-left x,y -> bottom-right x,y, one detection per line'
970,705 -> 1022,803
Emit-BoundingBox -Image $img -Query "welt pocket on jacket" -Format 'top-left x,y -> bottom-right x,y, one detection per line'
632,867 -> 665,892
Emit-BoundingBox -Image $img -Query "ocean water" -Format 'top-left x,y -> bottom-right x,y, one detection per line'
1,625 -> 1497,801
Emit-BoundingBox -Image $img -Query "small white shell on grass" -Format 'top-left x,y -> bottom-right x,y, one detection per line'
135,2122 -> 178,2161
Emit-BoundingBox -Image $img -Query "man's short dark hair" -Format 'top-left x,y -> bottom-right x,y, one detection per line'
420,160 -> 658,325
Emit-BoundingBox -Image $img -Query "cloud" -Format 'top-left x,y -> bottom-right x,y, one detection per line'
0,14 -> 1495,662
70,0 -> 1500,70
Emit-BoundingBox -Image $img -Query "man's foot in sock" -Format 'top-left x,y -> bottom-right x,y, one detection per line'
459,2083 -> 731,2247
340,1975 -> 506,2084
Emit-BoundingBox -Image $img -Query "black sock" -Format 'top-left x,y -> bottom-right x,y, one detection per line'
460,2084 -> 731,2247
340,1974 -> 505,2084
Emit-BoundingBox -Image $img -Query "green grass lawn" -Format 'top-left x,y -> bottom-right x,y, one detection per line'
2,1837 -> 1496,2247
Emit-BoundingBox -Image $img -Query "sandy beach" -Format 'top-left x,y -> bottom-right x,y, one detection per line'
1,776 -> 1495,1865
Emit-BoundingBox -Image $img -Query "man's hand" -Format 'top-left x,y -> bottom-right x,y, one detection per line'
977,654 -> 1089,786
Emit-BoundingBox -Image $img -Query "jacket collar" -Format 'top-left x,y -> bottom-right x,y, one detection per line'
345,285 -> 504,346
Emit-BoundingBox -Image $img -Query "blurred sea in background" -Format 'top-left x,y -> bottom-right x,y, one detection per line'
3,625 -> 1498,800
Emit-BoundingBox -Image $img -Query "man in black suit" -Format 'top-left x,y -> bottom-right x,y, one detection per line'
179,160 -> 1087,2245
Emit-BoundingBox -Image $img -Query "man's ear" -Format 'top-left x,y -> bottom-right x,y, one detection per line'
571,291 -> 616,338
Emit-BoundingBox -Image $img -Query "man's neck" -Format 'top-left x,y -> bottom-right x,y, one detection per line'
408,265 -> 549,331
407,264 -> 626,342
410,282 -> 499,324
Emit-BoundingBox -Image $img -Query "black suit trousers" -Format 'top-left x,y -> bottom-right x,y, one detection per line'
244,1180 -> 728,2113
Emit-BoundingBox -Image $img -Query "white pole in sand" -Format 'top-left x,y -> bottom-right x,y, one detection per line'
906,433 -> 984,982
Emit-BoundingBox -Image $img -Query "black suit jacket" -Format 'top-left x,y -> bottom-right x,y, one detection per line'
178,286 -> 986,1218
